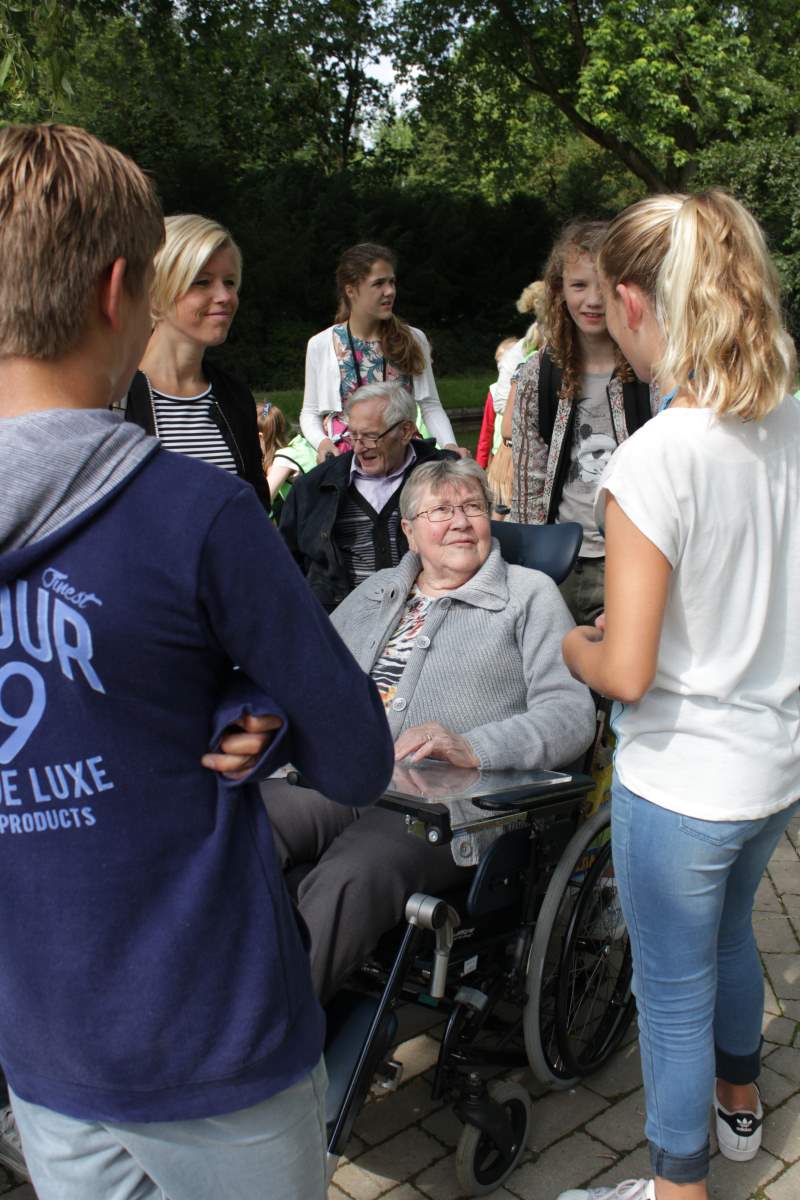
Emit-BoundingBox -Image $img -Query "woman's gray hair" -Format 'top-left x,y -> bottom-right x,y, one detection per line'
344,380 -> 416,427
400,458 -> 493,520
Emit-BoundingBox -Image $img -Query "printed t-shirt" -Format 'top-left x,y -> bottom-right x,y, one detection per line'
558,371 -> 616,555
597,399 -> 800,820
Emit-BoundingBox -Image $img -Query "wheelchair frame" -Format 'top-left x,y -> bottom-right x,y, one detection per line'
324,782 -> 634,1195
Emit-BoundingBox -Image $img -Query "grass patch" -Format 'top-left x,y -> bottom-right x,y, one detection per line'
255,373 -> 491,424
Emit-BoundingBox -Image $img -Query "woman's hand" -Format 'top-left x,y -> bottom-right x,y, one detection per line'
316,437 -> 339,462
445,443 -> 471,459
201,713 -> 283,781
394,722 -> 480,768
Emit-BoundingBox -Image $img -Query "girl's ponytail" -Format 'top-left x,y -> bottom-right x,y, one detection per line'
659,192 -> 794,419
600,190 -> 795,420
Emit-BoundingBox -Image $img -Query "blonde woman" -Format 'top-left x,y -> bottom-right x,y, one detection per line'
559,192 -> 800,1200
124,214 -> 268,508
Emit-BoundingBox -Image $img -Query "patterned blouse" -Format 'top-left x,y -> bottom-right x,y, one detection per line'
332,324 -> 412,401
370,588 -> 434,711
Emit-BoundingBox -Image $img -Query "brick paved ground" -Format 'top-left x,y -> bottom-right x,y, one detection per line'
327,809 -> 800,1200
0,812 -> 797,1199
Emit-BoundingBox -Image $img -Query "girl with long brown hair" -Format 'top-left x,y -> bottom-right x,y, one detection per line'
300,242 -> 462,461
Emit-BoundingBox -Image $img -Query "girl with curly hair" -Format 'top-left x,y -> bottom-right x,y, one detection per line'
504,219 -> 656,624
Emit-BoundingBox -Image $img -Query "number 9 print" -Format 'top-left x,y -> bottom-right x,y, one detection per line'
0,662 -> 47,765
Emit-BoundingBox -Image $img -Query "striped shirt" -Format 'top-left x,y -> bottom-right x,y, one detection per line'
151,385 -> 237,474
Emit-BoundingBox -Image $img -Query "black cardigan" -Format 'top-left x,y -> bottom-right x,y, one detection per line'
124,363 -> 270,512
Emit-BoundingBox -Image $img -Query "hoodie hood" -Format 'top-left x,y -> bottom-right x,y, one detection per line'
0,408 -> 154,555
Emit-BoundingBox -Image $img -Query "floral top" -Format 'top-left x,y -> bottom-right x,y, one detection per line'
370,587 -> 434,711
332,323 -> 412,402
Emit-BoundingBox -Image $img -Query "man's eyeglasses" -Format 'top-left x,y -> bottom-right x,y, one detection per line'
411,501 -> 490,523
349,419 -> 407,449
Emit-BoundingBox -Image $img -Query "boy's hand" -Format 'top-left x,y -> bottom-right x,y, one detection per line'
202,713 -> 283,781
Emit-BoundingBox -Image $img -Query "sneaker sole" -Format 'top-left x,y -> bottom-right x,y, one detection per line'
718,1139 -> 761,1163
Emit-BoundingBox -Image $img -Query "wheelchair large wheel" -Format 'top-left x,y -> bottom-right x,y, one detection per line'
523,805 -> 634,1088
455,1080 -> 531,1195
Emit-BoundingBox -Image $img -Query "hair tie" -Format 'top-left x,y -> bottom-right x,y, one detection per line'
260,402 -> 272,417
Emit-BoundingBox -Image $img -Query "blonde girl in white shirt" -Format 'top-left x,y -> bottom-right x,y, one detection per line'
559,191 -> 800,1200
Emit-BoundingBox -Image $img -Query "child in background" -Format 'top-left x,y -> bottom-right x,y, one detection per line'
476,336 -> 517,468
255,401 -> 316,520
484,282 -> 547,514
504,223 -> 655,625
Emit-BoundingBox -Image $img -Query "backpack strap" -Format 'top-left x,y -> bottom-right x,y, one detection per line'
537,348 -> 563,447
622,377 -> 654,434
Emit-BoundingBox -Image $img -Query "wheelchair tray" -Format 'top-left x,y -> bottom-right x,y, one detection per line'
379,761 -> 594,843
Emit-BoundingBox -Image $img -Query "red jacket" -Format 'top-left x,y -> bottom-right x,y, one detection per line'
476,390 -> 496,468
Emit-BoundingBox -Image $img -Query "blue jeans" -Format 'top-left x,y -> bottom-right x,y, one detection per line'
10,1057 -> 328,1200
612,777 -> 798,1184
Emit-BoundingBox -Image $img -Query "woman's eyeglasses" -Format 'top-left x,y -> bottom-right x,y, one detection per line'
411,501 -> 489,523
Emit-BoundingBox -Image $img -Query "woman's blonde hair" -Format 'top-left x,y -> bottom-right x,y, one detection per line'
151,213 -> 242,320
541,219 -> 633,400
516,280 -> 545,320
598,190 -> 795,420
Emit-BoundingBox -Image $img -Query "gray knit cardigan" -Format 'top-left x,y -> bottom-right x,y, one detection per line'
331,541 -> 596,771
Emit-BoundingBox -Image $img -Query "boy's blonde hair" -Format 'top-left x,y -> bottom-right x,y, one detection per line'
151,214 -> 242,320
0,123 -> 163,360
599,190 -> 795,420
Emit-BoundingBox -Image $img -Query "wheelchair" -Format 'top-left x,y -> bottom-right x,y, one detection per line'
312,522 -> 634,1195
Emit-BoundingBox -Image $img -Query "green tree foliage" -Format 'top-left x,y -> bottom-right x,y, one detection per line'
393,1 -> 800,191
5,1 -> 800,381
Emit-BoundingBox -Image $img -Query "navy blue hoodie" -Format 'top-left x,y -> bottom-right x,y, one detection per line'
0,409 -> 394,1122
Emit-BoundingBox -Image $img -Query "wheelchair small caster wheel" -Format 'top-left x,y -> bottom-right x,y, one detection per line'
454,1080 -> 531,1194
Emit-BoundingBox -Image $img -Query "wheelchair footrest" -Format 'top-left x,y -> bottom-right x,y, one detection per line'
324,991 -> 398,1129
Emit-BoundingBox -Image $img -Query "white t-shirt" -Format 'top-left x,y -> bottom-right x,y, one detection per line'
597,397 -> 800,820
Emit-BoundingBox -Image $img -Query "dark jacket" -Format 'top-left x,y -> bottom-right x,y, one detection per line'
123,363 -> 270,511
280,438 -> 455,611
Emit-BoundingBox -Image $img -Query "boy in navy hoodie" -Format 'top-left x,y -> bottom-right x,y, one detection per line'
0,123 -> 394,1199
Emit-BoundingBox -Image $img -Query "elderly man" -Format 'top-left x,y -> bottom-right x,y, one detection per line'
280,381 -> 456,610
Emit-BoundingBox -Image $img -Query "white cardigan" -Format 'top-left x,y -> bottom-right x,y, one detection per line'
300,324 -> 457,449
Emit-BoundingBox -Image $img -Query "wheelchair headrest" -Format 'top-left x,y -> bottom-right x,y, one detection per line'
490,521 -> 582,585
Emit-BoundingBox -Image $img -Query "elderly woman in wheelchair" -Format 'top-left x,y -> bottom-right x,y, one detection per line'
261,457 -> 596,1005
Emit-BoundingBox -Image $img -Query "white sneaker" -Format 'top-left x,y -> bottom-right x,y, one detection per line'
0,1105 -> 29,1179
556,1180 -> 656,1200
716,1084 -> 763,1161
556,1182 -> 656,1200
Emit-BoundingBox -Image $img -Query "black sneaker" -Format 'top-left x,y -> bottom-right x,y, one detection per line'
715,1085 -> 763,1162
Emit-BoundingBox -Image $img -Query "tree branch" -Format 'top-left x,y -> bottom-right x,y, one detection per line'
491,0 -> 671,190
567,0 -> 588,68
